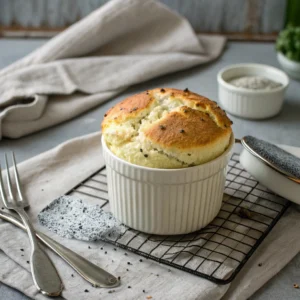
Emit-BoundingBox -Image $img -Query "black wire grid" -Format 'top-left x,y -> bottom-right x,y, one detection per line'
66,153 -> 290,284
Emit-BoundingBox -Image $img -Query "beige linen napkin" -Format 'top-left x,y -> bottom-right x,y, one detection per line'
0,132 -> 300,300
0,0 -> 225,139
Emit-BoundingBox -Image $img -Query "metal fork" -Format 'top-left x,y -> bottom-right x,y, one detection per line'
0,153 -> 63,297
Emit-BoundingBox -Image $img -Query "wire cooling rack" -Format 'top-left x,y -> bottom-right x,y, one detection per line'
66,153 -> 290,284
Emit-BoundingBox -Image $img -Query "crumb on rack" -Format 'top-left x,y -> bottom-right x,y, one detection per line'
237,207 -> 253,219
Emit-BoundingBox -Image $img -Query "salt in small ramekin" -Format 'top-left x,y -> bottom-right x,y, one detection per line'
217,64 -> 289,119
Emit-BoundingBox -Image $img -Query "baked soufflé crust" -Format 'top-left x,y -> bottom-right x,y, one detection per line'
102,88 -> 233,168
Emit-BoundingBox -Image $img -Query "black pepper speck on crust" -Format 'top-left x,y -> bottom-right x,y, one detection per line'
159,125 -> 166,130
144,154 -> 148,158
104,114 -> 107,117
180,129 -> 185,133
184,88 -> 189,93
160,88 -> 165,93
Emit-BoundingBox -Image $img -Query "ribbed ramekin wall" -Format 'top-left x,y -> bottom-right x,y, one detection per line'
219,86 -> 283,119
103,137 -> 232,235
107,165 -> 226,234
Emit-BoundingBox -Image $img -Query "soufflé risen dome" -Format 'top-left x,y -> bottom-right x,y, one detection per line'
101,88 -> 233,169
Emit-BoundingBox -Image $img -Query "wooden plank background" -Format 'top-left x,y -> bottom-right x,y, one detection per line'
0,0 -> 287,40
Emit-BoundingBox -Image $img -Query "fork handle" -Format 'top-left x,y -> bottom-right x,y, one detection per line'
0,211 -> 120,288
15,208 -> 63,297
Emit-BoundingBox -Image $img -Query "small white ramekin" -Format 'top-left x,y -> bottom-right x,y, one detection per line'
277,52 -> 300,81
102,135 -> 234,235
217,64 -> 289,119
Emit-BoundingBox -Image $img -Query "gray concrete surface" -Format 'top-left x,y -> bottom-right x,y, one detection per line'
0,38 -> 299,299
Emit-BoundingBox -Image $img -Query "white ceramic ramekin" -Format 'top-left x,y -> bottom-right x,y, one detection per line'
277,52 -> 300,81
217,64 -> 289,119
102,135 -> 234,235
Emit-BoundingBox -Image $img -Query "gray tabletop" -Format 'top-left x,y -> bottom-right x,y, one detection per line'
0,38 -> 299,300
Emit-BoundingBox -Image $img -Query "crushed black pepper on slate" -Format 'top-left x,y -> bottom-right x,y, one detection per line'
139,259 -> 143,262
128,286 -> 131,289
88,246 -> 91,249
27,261 -> 29,264
114,248 -> 117,251
71,274 -> 74,277
258,263 -> 262,267
127,262 -> 131,265
125,253 -> 128,256
105,251 -> 107,254
20,249 -> 24,252
101,247 -> 103,250
84,289 -> 89,293
118,276 -> 121,280
126,269 -> 129,271
143,290 -> 146,293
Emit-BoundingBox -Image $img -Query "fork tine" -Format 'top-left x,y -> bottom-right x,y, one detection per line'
11,152 -> 23,200
0,163 -> 8,207
4,154 -> 13,200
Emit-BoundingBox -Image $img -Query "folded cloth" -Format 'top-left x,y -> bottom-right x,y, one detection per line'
0,132 -> 300,300
0,0 -> 226,139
